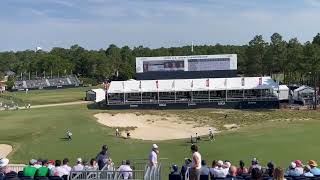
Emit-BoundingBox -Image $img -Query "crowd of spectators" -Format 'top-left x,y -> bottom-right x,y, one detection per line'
171,158 -> 320,180
0,145 -> 135,180
170,145 -> 320,180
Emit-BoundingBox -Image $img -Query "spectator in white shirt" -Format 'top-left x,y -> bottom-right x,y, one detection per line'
61,158 -> 71,175
190,144 -> 201,180
118,160 -> 133,179
72,158 -> 84,171
210,160 -> 228,178
149,144 -> 159,167
51,160 -> 65,177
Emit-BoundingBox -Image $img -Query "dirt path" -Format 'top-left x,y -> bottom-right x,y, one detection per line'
0,144 -> 12,158
21,101 -> 90,109
94,113 -> 216,141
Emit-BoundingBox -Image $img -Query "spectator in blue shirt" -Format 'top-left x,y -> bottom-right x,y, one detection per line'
285,162 -> 301,177
303,165 -> 314,177
308,160 -> 320,175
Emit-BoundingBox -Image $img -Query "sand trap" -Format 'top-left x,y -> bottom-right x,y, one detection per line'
0,144 -> 12,158
95,113 -> 215,140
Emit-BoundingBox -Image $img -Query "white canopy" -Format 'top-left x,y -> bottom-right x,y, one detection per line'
107,77 -> 278,93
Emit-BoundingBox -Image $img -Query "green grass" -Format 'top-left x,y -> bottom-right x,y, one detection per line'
1,105 -> 320,169
2,86 -> 100,105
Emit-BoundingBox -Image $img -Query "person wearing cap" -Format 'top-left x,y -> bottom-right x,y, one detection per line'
308,160 -> 320,175
149,144 -> 159,167
23,159 -> 38,177
190,144 -> 201,180
304,165 -> 314,177
36,160 -> 49,176
118,160 -> 133,179
210,160 -> 227,178
47,160 -> 55,170
294,160 -> 304,175
170,164 -> 180,176
285,162 -> 301,177
96,145 -> 110,170
181,159 -> 192,180
72,158 -> 84,171
0,158 -> 11,175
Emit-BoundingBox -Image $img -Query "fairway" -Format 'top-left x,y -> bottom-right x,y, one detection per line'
1,104 -> 320,168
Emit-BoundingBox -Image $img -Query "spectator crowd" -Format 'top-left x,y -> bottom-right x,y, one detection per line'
0,145 -> 136,180
170,145 -> 320,180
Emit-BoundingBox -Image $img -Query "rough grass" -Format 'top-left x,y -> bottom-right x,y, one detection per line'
1,105 -> 320,169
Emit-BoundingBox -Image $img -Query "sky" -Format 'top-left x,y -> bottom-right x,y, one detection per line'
1,0 -> 320,51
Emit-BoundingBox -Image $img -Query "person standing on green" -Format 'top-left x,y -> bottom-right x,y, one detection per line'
23,159 -> 37,177
36,160 -> 49,176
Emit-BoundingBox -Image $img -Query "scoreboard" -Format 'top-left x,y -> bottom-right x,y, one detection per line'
136,54 -> 237,73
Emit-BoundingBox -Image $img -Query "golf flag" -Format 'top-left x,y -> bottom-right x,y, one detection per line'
206,79 -> 210,87
156,80 -> 159,89
241,77 -> 245,86
258,77 -> 262,85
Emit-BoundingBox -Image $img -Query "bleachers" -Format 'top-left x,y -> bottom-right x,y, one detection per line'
12,76 -> 82,91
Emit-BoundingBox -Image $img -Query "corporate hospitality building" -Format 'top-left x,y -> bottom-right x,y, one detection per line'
104,54 -> 281,109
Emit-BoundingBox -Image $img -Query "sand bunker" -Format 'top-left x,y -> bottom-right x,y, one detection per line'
94,113 -> 215,140
0,144 -> 12,158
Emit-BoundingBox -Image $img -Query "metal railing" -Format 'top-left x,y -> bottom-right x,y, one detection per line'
70,170 -> 145,180
7,164 -> 26,172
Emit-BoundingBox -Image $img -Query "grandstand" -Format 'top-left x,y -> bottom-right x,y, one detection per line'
12,75 -> 82,91
105,77 -> 280,109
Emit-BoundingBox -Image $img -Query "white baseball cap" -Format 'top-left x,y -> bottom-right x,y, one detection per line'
0,158 -> 9,168
77,158 -> 82,163
290,162 -> 296,168
152,144 -> 159,149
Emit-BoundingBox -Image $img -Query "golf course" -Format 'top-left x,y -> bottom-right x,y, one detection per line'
1,88 -> 320,168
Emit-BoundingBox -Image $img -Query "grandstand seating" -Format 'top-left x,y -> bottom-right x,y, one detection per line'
12,76 -> 82,91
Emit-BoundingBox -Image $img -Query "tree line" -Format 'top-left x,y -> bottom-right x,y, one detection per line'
1,32 -> 320,86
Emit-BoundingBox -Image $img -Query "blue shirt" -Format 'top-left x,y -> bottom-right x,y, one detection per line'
285,169 -> 301,177
304,172 -> 314,177
310,167 -> 320,175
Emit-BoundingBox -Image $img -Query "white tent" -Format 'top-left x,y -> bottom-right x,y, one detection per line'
86,88 -> 106,102
107,77 -> 278,94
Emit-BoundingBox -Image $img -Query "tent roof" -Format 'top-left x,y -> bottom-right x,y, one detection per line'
107,77 -> 278,93
294,85 -> 314,92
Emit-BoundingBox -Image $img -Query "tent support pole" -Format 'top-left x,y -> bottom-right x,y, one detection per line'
106,92 -> 109,105
140,91 -> 142,104
123,93 -> 125,104
208,90 -> 210,102
226,89 -> 228,102
174,91 -> 176,103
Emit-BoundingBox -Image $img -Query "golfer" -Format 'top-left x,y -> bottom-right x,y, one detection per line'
208,128 -> 215,141
66,130 -> 72,140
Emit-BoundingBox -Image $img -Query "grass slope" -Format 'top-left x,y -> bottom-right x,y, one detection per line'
1,105 -> 320,168
3,87 -> 98,105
